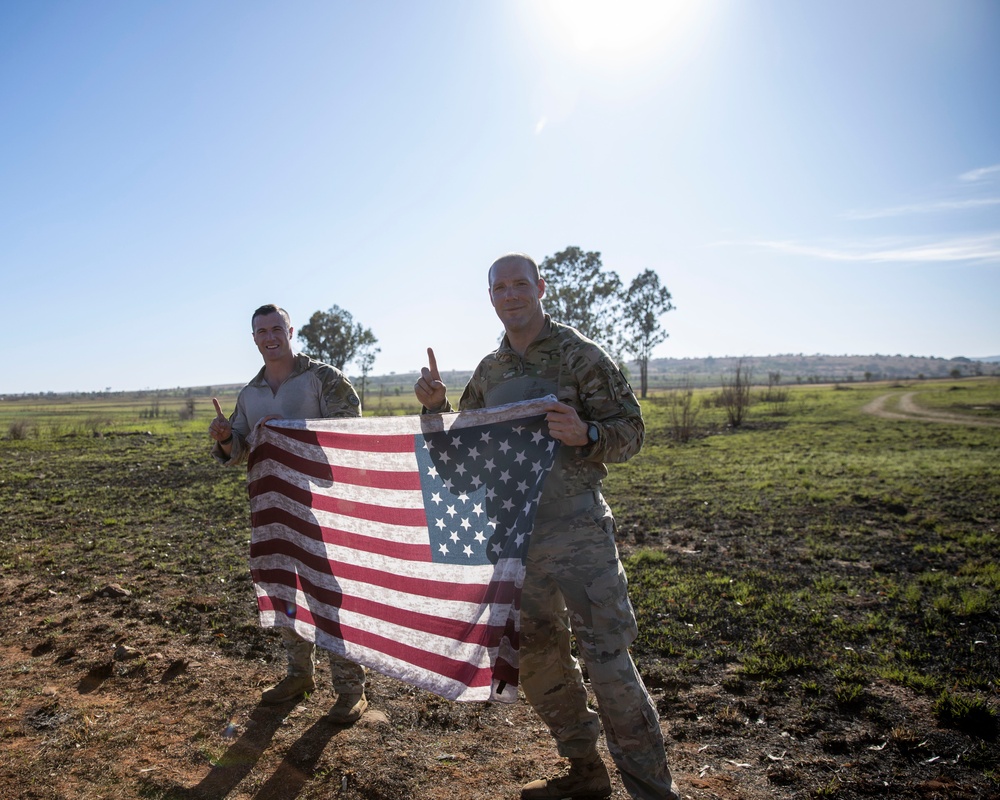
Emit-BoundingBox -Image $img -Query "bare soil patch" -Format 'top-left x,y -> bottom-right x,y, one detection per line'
861,392 -> 1000,426
2,559 -> 995,800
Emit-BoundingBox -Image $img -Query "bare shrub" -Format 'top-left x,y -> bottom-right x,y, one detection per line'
139,399 -> 161,420
7,420 -> 33,440
719,358 -> 752,427
761,371 -> 790,415
666,379 -> 701,443
178,398 -> 196,421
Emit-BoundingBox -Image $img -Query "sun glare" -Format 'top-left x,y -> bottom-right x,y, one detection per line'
525,0 -> 700,66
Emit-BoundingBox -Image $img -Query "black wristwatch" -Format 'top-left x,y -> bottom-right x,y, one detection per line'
586,423 -> 600,444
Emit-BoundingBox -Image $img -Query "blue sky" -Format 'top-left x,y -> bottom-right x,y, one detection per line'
3,0 -> 998,394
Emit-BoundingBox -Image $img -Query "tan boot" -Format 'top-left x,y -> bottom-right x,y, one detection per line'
327,691 -> 368,724
521,751 -> 612,799
260,675 -> 315,705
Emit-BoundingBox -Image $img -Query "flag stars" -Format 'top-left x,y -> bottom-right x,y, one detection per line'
421,414 -> 558,566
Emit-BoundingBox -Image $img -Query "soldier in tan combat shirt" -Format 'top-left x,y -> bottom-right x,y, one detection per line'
210,303 -> 368,724
415,256 -> 680,800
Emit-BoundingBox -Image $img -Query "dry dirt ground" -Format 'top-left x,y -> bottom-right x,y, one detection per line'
2,572 -> 995,800
2,394 -> 997,800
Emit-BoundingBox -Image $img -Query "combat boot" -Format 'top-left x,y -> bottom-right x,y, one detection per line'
521,751 -> 612,799
260,675 -> 315,705
327,691 -> 368,724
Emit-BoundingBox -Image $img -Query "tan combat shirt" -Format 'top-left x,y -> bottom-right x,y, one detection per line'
214,353 -> 361,466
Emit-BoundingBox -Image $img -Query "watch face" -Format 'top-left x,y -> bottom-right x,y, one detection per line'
588,423 -> 599,443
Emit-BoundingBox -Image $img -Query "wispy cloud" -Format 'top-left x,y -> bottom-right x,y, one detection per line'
752,234 -> 1000,264
960,164 -> 1000,182
842,197 -> 1000,220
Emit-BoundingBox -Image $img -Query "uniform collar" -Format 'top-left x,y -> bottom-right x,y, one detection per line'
497,315 -> 554,358
248,352 -> 310,388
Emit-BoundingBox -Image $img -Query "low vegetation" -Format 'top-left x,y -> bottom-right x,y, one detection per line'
0,377 -> 997,799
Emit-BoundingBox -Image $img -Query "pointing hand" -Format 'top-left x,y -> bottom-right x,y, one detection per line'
414,347 -> 448,411
209,397 -> 233,443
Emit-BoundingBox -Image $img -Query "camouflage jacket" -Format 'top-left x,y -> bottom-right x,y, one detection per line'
213,353 -> 361,466
457,317 -> 644,501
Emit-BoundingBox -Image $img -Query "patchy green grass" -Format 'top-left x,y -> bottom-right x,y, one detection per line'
611,378 -> 999,752
0,378 -> 997,799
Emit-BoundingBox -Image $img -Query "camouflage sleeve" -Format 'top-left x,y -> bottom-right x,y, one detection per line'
576,357 -> 645,464
457,362 -> 488,411
318,366 -> 362,419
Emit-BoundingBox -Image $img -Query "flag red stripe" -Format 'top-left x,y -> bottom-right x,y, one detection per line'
249,534 -> 518,606
249,475 -> 427,527
251,506 -> 432,562
254,568 -> 519,648
268,426 -> 417,453
249,442 -> 422,490
259,597 -> 517,689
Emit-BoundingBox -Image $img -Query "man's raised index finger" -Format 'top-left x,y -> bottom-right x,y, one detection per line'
427,347 -> 440,379
212,397 -> 226,419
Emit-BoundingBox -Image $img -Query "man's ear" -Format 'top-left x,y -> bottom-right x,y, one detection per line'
537,278 -> 546,298
287,326 -> 294,338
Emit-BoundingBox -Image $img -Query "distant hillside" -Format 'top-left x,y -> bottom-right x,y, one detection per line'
634,353 -> 998,389
5,357 -> 996,402
357,354 -> 997,394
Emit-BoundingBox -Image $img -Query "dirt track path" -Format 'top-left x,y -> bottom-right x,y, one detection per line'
861,391 -> 1000,427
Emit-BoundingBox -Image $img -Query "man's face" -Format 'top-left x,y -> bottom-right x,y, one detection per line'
489,259 -> 545,334
252,312 -> 294,363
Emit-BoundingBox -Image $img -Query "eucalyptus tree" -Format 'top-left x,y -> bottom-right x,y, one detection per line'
297,304 -> 376,374
540,246 -> 624,359
622,269 -> 674,397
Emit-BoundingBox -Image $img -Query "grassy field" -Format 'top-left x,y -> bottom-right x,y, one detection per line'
0,377 -> 997,799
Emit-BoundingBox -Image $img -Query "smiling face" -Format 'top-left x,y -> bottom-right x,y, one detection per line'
252,311 -> 294,365
488,256 -> 546,340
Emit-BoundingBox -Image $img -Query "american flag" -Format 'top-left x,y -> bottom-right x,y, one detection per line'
245,396 -> 559,703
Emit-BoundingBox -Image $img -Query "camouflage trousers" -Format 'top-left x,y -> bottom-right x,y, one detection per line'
520,496 -> 677,800
279,628 -> 366,694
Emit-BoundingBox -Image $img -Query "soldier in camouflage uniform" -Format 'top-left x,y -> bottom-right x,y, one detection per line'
209,303 -> 369,724
415,257 -> 679,799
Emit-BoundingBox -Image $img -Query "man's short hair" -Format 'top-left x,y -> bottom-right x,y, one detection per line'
488,253 -> 540,285
251,304 -> 291,330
